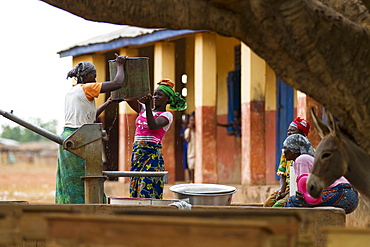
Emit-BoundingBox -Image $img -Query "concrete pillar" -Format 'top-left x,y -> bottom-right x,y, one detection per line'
154,42 -> 176,184
240,44 -> 266,185
154,42 -> 175,84
194,33 -> 218,183
264,66 -> 278,184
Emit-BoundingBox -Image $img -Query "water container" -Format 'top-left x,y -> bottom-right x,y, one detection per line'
109,57 -> 151,100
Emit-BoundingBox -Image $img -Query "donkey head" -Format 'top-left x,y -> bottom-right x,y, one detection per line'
307,109 -> 348,198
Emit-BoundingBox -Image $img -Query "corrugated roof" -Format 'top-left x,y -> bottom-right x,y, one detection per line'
59,26 -> 162,54
58,26 -> 202,58
0,138 -> 19,146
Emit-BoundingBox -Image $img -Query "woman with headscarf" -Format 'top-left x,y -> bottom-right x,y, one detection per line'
56,54 -> 126,204
283,134 -> 359,214
264,117 -> 311,207
127,79 -> 187,199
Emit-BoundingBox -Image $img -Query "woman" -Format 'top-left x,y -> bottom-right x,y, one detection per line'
128,79 -> 186,199
264,117 -> 311,207
184,111 -> 195,183
283,134 -> 359,214
180,114 -> 189,177
56,54 -> 126,204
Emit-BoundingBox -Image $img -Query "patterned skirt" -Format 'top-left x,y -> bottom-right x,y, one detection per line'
55,128 -> 85,204
263,184 -> 290,207
130,141 -> 164,199
285,183 -> 359,214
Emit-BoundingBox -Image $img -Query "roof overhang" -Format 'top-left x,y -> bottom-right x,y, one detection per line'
58,28 -> 203,58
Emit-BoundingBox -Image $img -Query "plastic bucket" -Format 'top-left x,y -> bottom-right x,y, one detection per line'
109,57 -> 151,100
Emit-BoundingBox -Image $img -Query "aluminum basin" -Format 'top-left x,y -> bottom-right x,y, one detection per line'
170,183 -> 237,206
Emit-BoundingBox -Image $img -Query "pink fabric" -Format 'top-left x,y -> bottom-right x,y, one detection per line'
134,105 -> 173,144
294,154 -> 349,189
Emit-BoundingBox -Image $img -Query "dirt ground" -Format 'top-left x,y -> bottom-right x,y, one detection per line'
0,162 -> 56,204
1,161 -> 369,228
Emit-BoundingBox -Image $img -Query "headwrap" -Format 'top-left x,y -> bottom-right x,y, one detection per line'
66,62 -> 96,83
283,134 -> 315,156
289,117 -> 310,136
157,79 -> 187,111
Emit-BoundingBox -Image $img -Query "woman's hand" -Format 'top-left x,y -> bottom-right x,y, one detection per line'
276,190 -> 289,200
115,53 -> 127,65
295,191 -> 305,201
138,94 -> 152,105
106,96 -> 123,105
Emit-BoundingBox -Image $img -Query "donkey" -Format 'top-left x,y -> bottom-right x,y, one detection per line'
307,109 -> 370,205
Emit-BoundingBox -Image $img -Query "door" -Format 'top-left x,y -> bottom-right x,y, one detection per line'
275,78 -> 294,179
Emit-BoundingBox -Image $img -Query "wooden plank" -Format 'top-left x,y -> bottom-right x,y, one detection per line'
324,227 -> 370,247
45,213 -> 274,247
0,204 -> 346,247
113,206 -> 301,247
191,206 -> 345,247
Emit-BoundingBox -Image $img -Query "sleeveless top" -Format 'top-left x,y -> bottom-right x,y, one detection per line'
64,83 -> 102,128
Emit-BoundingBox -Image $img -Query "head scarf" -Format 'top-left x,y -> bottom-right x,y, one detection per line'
289,117 -> 310,136
283,134 -> 315,156
66,62 -> 96,83
157,79 -> 187,111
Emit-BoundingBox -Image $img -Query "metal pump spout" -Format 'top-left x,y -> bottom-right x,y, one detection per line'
0,109 -> 106,204
0,109 -> 170,203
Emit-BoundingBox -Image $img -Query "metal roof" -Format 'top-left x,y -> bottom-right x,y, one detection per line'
0,138 -> 19,146
58,26 -> 202,58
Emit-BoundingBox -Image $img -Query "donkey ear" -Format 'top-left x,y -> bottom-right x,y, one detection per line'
311,108 -> 330,138
326,110 -> 342,138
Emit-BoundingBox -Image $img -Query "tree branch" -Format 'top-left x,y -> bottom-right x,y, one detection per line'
319,0 -> 370,28
360,0 -> 370,13
40,0 -> 370,154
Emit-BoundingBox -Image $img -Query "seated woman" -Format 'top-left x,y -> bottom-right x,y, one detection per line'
283,134 -> 359,214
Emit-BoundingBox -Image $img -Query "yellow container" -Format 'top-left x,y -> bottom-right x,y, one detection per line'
109,57 -> 151,100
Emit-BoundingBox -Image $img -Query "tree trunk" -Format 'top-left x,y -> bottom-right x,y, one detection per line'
41,0 -> 370,154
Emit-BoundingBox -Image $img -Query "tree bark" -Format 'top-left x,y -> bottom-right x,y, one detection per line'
41,0 -> 370,154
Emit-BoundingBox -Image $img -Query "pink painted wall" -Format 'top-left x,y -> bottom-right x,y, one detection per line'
195,105 -> 218,183
118,112 -> 136,183
264,110 -> 277,184
216,114 -> 241,184
242,100 -> 266,185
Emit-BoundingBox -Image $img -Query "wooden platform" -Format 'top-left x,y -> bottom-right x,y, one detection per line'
0,204 -> 346,247
323,227 -> 370,247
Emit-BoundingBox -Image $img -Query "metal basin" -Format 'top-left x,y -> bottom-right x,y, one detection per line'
169,183 -> 237,206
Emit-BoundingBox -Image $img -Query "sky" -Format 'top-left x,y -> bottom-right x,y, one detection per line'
0,0 -> 123,133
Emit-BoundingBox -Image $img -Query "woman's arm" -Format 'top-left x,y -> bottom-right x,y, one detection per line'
276,176 -> 289,200
139,94 -> 169,130
96,97 -> 119,118
100,55 -> 126,93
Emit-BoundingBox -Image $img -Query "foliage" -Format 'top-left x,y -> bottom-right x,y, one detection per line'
0,118 -> 58,142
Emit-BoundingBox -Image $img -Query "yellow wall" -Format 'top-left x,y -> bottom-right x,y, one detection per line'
216,36 -> 240,115
241,44 -> 266,103
265,65 -> 276,111
194,32 -> 217,107
184,36 -> 195,114
154,42 -> 175,88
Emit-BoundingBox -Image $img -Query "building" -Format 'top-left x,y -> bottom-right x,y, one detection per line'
58,26 -> 322,198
